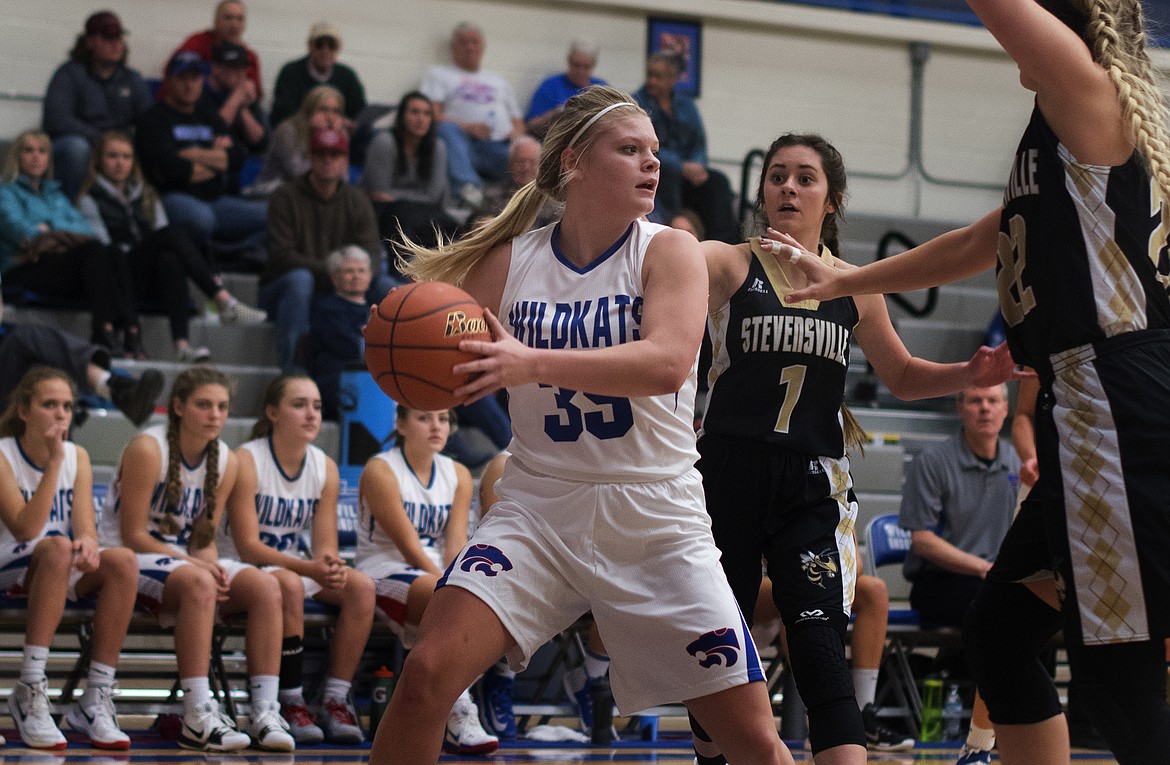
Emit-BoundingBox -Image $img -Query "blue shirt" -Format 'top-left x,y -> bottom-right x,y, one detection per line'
0,175 -> 95,271
524,73 -> 607,122
631,85 -> 708,170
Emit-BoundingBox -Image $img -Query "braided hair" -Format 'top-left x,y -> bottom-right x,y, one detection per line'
164,367 -> 235,548
1039,0 -> 1170,203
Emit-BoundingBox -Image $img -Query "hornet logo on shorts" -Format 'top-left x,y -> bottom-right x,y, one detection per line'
801,548 -> 839,588
686,628 -> 740,668
459,544 -> 514,577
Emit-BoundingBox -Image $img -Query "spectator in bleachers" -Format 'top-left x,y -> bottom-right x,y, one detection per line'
255,85 -> 346,193
0,367 -> 140,750
224,374 -> 376,745
308,245 -> 374,421
356,406 -> 499,755
524,39 -> 607,139
261,127 -> 387,372
478,135 -> 559,229
0,129 -> 143,356
77,130 -> 265,364
201,42 -> 269,183
136,51 -> 268,266
42,10 -> 152,199
271,22 -> 367,131
98,367 -> 294,752
170,0 -> 262,101
362,91 -> 458,252
0,316 -> 164,426
421,22 -> 525,208
899,384 -> 1017,764
632,52 -> 738,243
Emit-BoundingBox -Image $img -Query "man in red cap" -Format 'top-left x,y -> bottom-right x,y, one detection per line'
261,127 -> 390,371
42,10 -> 152,197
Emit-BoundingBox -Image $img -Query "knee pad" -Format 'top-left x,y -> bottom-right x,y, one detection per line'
687,710 -> 713,743
963,579 -> 1063,724
785,623 -> 864,753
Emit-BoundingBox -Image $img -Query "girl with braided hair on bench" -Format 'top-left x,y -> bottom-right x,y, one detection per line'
98,367 -> 293,752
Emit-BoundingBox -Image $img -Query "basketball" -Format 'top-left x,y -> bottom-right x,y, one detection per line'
363,281 -> 491,411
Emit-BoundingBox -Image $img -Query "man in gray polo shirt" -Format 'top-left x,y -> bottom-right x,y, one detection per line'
899,383 -> 1019,628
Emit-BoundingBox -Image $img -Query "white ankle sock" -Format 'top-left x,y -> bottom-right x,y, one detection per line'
181,676 -> 212,713
966,723 -> 996,751
21,645 -> 49,684
853,668 -> 880,708
249,675 -> 279,706
323,678 -> 351,705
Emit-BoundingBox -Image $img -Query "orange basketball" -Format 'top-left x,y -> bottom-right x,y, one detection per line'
363,281 -> 491,411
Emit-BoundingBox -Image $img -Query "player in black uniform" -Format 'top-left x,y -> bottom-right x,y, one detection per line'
784,2 -> 1170,763
694,133 -> 1021,765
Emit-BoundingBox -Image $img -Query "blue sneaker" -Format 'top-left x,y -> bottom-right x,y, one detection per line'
955,745 -> 993,765
474,667 -> 517,740
562,667 -> 593,732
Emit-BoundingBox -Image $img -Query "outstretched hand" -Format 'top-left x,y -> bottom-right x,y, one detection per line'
759,229 -> 848,303
453,309 -> 533,404
966,343 -> 1034,387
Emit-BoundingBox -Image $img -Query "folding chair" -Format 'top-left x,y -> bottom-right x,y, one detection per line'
864,513 -> 961,736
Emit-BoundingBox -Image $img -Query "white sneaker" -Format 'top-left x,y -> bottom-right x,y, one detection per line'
178,344 -> 211,363
247,699 -> 295,751
220,300 -> 267,325
177,701 -> 250,751
280,702 -> 323,745
318,696 -> 363,744
442,691 -> 499,755
65,685 -> 130,749
9,679 -> 67,749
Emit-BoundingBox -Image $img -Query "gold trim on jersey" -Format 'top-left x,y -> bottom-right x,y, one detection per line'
749,238 -> 833,312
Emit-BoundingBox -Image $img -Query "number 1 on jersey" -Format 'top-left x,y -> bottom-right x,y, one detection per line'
774,365 -> 807,433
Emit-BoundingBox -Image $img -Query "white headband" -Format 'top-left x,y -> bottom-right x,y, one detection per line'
567,102 -> 636,149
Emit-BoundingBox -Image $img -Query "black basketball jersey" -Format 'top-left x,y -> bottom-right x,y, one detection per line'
996,105 -> 1170,378
702,243 -> 858,457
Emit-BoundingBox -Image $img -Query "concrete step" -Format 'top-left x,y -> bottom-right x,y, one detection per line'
894,317 -> 987,365
846,442 -> 907,495
74,412 -> 340,468
117,359 -> 281,418
7,306 -> 278,367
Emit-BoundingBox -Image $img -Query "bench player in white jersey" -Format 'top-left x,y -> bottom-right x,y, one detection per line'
224,375 -> 374,745
370,85 -> 796,765
98,367 -> 293,752
0,368 -> 138,749
357,406 -> 498,755
785,2 -> 1170,762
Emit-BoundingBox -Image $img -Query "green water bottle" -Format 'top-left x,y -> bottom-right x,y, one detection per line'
369,666 -> 396,736
919,674 -> 945,743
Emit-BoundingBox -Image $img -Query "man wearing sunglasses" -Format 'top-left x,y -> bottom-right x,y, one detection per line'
271,22 -> 367,131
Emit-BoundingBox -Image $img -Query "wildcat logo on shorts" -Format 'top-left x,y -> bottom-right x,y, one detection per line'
445,311 -> 488,337
459,544 -> 513,577
800,549 -> 838,588
686,628 -> 740,668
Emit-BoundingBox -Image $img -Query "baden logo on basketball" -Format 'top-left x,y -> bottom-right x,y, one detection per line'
444,311 -> 488,337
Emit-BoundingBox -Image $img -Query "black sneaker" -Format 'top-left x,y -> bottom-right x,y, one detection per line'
861,703 -> 914,752
109,369 -> 164,426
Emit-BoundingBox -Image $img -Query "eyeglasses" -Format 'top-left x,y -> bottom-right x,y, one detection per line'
313,37 -> 338,50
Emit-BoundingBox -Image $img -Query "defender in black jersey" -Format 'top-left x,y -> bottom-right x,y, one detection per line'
695,133 -> 1020,765
783,2 -> 1170,762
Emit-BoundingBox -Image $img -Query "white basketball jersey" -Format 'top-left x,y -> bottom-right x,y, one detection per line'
99,424 -> 230,551
500,219 -> 699,482
356,447 -> 457,571
217,438 -> 327,559
0,437 -> 77,547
